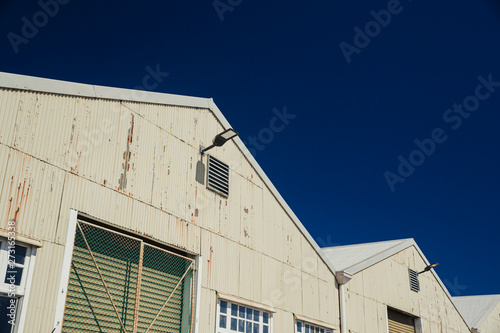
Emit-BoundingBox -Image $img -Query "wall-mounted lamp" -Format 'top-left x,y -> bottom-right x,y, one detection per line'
418,262 -> 439,275
200,128 -> 239,156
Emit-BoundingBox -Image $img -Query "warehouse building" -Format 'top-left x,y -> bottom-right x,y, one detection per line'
454,295 -> 500,332
322,239 -> 471,333
0,72 -> 339,333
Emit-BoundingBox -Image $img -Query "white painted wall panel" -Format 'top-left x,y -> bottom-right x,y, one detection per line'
283,264 -> 303,314
239,246 -> 263,302
301,271 -> 320,319
0,89 -> 22,146
24,242 -> 64,332
200,287 -> 217,332
261,254 -> 284,310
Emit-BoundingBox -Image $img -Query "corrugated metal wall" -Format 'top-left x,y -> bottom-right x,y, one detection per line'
345,246 -> 470,333
0,87 -> 339,332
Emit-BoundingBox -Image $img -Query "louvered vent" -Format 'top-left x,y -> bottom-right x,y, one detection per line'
207,155 -> 229,197
388,308 -> 416,333
409,269 -> 420,292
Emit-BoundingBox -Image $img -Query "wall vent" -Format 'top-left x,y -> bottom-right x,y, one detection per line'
207,155 -> 229,197
409,269 -> 420,292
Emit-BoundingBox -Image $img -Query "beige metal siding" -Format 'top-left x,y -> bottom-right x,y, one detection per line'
23,242 -> 65,332
0,86 -> 339,332
344,246 -> 471,333
0,146 -> 65,241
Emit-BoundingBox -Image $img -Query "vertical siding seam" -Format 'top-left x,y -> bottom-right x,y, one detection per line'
53,171 -> 67,241
0,148 -> 11,208
11,90 -> 24,148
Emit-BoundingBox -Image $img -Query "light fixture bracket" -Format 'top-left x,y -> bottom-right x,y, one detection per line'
200,128 -> 239,156
418,262 -> 439,275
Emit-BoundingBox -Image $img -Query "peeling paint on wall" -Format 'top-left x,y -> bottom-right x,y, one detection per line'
119,114 -> 134,190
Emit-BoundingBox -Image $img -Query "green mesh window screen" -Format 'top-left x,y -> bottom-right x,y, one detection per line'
62,221 -> 195,333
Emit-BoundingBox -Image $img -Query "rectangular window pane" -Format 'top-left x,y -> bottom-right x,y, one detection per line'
299,322 -> 331,333
263,325 -> 269,333
239,306 -> 245,318
239,319 -> 245,332
232,304 -> 238,316
13,246 -> 27,265
263,312 -> 269,324
231,318 -> 238,330
254,309 -> 259,321
220,315 -> 227,328
246,321 -> 252,332
0,296 -> 17,333
246,307 -> 253,319
4,267 -> 23,286
220,301 -> 227,314
253,323 -> 259,333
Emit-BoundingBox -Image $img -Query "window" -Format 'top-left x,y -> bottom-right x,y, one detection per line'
216,299 -> 272,333
0,237 -> 36,333
61,220 -> 195,332
408,269 -> 420,292
207,155 -> 230,197
295,320 -> 334,333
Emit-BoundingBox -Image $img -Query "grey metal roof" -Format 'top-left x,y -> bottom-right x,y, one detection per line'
453,295 -> 500,329
322,238 -> 415,274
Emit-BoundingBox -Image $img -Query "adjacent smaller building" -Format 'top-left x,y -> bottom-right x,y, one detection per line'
454,295 -> 500,333
322,238 -> 471,333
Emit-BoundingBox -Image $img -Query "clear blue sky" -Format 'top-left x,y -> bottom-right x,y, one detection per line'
1,0 -> 499,297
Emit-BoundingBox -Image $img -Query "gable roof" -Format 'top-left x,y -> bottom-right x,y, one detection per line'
0,71 -> 337,276
453,295 -> 500,329
322,238 -> 415,274
322,238 -> 472,329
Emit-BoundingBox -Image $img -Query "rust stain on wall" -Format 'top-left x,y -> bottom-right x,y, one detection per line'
207,245 -> 213,288
119,114 -> 134,190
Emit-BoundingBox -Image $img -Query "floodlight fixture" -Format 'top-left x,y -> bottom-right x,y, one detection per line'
418,262 -> 439,275
200,129 -> 239,155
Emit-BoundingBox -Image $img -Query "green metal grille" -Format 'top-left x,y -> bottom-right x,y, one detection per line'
62,221 -> 194,333
137,245 -> 194,333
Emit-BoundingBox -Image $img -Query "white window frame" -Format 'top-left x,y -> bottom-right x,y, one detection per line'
0,233 -> 38,333
216,298 -> 273,333
295,319 -> 334,333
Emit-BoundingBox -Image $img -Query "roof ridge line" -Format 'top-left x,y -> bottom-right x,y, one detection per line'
343,239 -> 414,272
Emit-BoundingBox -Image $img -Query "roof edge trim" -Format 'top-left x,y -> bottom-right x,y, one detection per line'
0,72 -> 211,109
